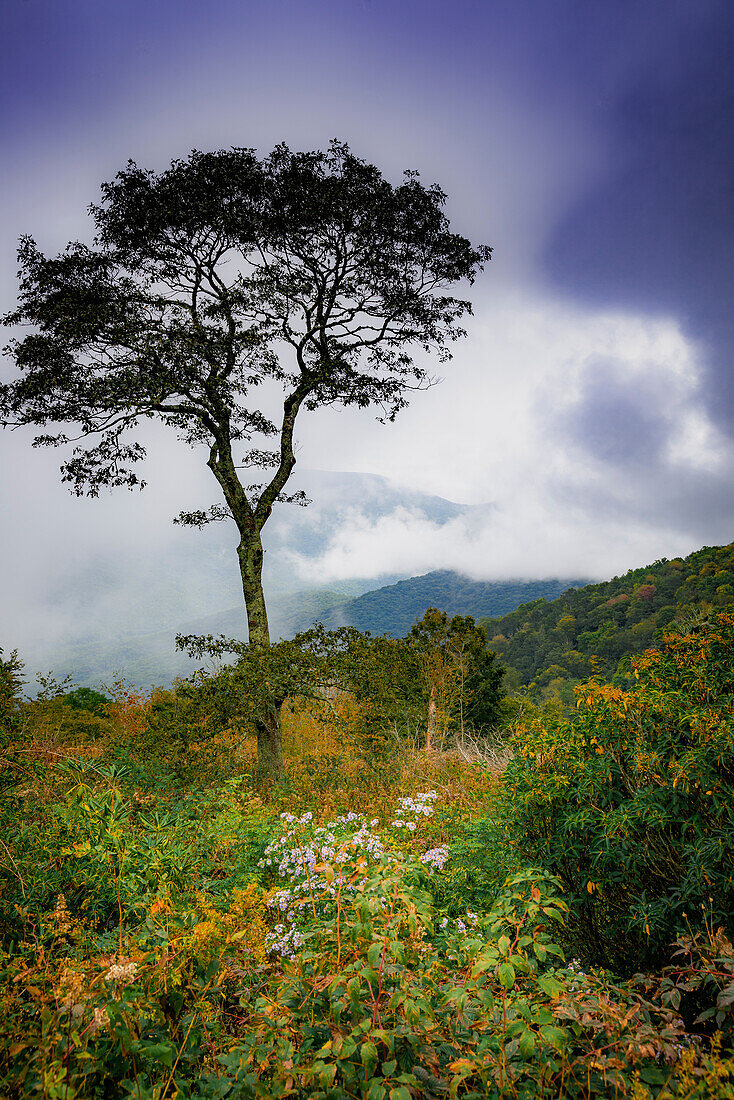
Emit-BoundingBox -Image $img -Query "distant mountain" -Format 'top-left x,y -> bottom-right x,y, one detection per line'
14,468 -> 480,686
26,576 -> 403,692
311,571 -> 589,637
24,471 -> 464,651
482,541 -> 734,699
29,571 -> 584,691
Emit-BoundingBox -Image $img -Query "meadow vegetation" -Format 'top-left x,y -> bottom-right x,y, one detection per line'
1,610 -> 733,1098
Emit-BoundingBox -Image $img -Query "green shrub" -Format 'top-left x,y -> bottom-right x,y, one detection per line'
503,611 -> 734,972
0,648 -> 24,738
63,687 -> 111,716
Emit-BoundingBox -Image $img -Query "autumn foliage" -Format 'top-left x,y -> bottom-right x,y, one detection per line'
504,611 -> 734,971
1,615 -> 734,1096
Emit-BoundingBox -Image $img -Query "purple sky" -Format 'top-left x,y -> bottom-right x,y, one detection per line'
2,0 -> 734,653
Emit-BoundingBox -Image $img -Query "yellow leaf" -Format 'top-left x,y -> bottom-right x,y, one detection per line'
448,1059 -> 476,1074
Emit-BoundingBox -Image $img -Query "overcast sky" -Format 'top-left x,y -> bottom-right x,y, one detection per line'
2,0 -> 734,654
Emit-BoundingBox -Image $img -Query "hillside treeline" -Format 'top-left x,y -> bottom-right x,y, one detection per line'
318,571 -> 588,637
482,542 -> 734,701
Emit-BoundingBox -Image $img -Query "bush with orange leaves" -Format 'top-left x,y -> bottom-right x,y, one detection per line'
503,611 -> 734,976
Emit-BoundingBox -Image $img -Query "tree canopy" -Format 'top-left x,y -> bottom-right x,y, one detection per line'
409,608 -> 505,744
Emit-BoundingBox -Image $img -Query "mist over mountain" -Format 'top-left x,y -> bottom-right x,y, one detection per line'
7,469 -> 591,692
315,572 -> 588,637
11,471 -> 491,689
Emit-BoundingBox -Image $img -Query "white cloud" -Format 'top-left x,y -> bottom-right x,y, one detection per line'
286,498 -> 695,586
288,287 -> 734,584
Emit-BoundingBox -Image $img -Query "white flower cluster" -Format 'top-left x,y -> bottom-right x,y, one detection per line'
104,959 -> 138,985
280,811 -> 313,825
420,846 -> 449,870
392,790 -> 437,830
267,923 -> 304,958
260,794 -> 453,957
438,909 -> 477,935
261,812 -> 384,881
260,812 -> 386,956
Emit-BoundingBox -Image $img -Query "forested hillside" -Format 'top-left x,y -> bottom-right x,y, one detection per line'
317,570 -> 588,636
483,541 -> 734,700
26,572 -> 582,692
42,578 -> 403,692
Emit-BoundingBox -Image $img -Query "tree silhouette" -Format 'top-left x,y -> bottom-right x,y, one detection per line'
1,141 -> 491,774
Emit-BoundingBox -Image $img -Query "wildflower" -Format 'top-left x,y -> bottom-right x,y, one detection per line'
90,1006 -> 110,1033
104,959 -> 138,985
420,846 -> 449,870
266,925 -> 304,958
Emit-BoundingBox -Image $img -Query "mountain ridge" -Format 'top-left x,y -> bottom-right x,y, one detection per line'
315,571 -> 589,637
22,570 -> 587,691
482,540 -> 734,702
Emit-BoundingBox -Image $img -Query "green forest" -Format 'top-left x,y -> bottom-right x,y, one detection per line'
483,542 -> 734,704
317,573 -> 589,638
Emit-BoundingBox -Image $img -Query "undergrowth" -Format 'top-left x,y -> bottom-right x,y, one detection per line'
1,619 -> 733,1098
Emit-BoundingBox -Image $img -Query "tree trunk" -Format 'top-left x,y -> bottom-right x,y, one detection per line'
255,703 -> 284,778
237,532 -> 284,779
237,533 -> 271,647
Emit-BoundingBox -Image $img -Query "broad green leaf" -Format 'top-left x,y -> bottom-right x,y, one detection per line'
518,1029 -> 536,1059
367,941 -> 383,968
498,962 -> 516,989
539,1024 -> 568,1049
390,1088 -> 412,1100
537,974 -> 564,997
361,1041 -> 378,1072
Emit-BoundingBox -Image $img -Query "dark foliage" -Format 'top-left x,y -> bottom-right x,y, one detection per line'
318,570 -> 589,637
0,648 -> 24,737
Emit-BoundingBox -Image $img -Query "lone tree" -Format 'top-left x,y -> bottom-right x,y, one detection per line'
409,608 -> 505,749
1,141 -> 491,775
